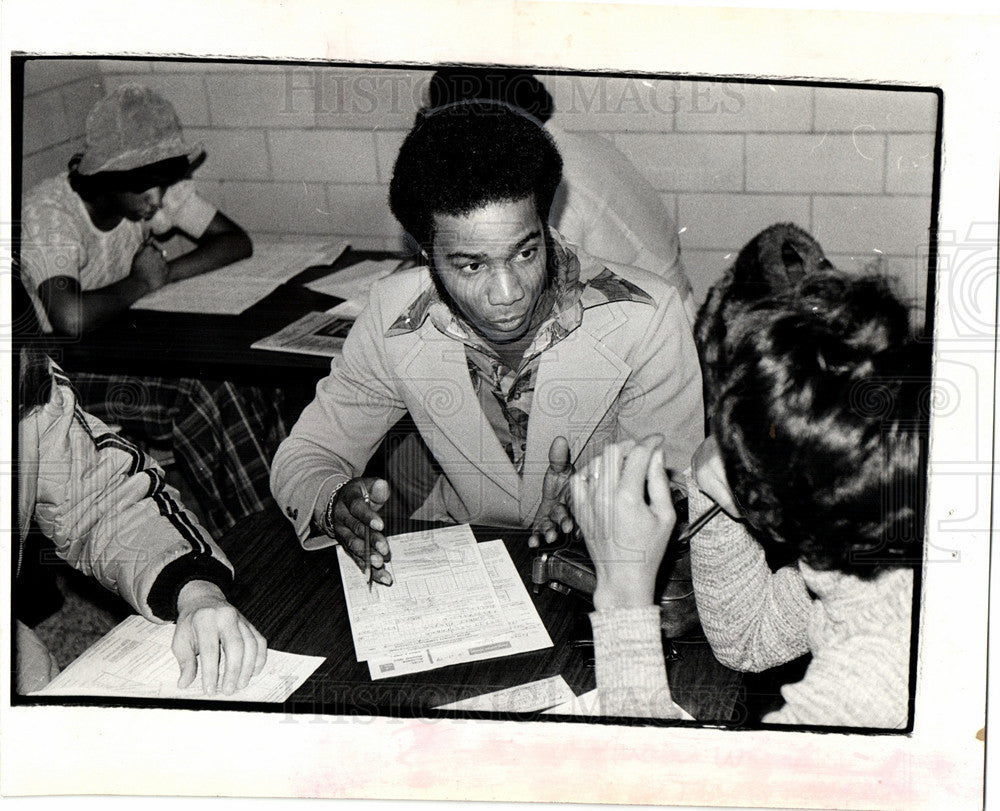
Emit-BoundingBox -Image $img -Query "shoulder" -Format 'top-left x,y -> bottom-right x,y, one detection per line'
574,243 -> 680,314
22,175 -> 81,229
368,265 -> 435,321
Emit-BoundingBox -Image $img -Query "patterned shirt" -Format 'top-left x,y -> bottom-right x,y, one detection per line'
386,235 -> 654,475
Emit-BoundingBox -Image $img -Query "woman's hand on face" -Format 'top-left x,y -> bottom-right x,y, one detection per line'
691,435 -> 740,517
570,435 -> 676,611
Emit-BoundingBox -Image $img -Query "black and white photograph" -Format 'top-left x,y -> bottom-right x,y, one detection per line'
1,2 -> 996,809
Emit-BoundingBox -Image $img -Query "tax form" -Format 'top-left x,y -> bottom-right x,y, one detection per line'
33,615 -> 325,702
336,527 -> 553,679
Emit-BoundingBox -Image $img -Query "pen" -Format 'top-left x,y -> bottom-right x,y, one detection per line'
676,503 -> 723,544
360,481 -> 374,591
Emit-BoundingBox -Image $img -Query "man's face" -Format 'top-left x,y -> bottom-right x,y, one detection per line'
429,196 -> 548,343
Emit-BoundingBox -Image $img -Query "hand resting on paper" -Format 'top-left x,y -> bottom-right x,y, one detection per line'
325,477 -> 394,586
173,580 -> 268,695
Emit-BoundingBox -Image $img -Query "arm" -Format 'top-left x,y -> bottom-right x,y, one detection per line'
37,245 -> 166,335
270,286 -> 408,545
686,483 -> 812,672
22,358 -> 266,693
572,438 -> 686,719
165,211 -> 253,283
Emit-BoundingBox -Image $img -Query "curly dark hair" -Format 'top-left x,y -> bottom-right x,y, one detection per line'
388,100 -> 563,250
713,271 -> 929,578
695,223 -> 834,419
426,68 -> 555,124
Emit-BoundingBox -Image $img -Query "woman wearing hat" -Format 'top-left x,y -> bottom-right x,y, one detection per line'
19,83 -> 287,537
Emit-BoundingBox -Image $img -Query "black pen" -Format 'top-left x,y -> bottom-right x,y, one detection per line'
677,503 -> 723,544
360,481 -> 374,591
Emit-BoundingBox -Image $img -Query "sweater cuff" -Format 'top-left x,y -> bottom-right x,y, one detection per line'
146,554 -> 235,621
590,606 -> 681,718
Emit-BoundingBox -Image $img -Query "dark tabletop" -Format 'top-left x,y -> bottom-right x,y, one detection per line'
53,248 -> 400,387
219,504 -> 744,723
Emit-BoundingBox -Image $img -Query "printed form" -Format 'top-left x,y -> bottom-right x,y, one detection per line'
33,615 -> 325,702
337,527 -> 552,679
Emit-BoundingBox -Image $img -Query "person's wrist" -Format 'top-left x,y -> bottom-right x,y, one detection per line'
592,572 -> 657,612
176,579 -> 227,616
321,479 -> 351,536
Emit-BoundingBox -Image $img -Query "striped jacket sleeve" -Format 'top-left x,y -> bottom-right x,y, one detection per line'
23,359 -> 234,622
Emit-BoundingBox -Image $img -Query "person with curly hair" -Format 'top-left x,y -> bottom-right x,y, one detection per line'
271,100 -> 703,583
574,254 -> 927,727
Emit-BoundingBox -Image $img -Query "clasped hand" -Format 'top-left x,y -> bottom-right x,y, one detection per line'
569,436 -> 677,611
326,477 -> 393,586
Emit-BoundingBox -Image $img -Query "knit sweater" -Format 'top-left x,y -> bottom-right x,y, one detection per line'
590,483 -> 914,727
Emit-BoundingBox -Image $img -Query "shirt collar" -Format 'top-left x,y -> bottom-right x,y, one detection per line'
385,231 -> 655,346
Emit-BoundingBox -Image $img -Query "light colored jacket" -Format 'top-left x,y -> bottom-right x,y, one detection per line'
271,243 -> 703,545
18,353 -> 233,621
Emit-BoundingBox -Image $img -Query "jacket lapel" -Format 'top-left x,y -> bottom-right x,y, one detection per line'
392,326 -> 521,499
521,307 -> 631,520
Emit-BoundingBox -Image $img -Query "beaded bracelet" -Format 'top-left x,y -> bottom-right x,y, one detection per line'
322,479 -> 350,535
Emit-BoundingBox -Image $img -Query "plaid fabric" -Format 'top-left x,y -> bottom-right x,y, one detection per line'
69,372 -> 287,537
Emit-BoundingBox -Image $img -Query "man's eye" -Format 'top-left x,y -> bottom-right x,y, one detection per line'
517,247 -> 538,261
460,262 -> 484,274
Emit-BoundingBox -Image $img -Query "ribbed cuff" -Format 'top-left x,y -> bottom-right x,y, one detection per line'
590,606 -> 680,718
146,554 -> 234,621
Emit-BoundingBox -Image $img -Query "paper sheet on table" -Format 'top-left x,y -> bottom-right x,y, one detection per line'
365,539 -> 553,679
305,257 -> 399,301
132,239 -> 347,314
33,615 -> 325,702
433,675 -> 574,713
338,524 -> 508,664
542,688 -> 695,720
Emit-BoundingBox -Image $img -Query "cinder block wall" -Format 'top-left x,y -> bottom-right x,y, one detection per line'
21,59 -> 937,318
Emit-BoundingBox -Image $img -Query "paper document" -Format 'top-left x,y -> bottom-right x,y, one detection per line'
336,527 -> 553,679
365,539 -> 553,678
339,525 -> 507,661
251,311 -> 354,358
304,257 -> 400,302
433,675 -> 575,713
33,615 -> 325,702
133,239 -> 347,314
542,688 -> 695,720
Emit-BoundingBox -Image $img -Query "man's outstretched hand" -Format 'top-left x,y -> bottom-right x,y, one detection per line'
529,436 -> 577,548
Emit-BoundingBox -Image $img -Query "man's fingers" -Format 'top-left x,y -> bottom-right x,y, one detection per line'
251,625 -> 268,675
197,629 -> 221,696
369,478 -> 390,506
548,435 -> 571,471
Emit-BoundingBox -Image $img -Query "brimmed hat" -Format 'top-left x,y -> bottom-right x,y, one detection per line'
76,83 -> 205,175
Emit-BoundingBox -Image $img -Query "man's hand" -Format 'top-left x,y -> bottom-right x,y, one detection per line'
130,241 -> 170,293
326,477 -> 393,586
528,436 -> 576,548
173,580 -> 267,696
16,620 -> 60,694
570,436 -> 676,611
691,435 -> 740,517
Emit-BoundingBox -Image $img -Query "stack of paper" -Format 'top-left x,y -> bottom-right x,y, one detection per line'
336,524 -> 553,680
33,615 -> 325,702
133,238 -> 348,314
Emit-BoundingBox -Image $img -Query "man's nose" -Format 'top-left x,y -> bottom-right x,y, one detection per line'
488,267 -> 524,305
143,188 -> 164,209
